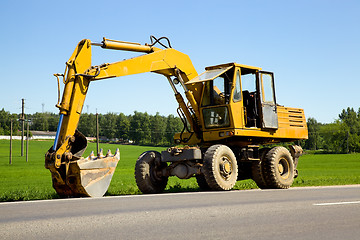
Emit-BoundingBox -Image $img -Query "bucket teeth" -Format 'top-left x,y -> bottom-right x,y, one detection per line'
114,148 -> 120,160
98,148 -> 104,158
84,149 -> 120,161
106,149 -> 112,157
89,151 -> 95,160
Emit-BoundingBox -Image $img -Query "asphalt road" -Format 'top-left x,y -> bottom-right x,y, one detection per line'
1,185 -> 359,240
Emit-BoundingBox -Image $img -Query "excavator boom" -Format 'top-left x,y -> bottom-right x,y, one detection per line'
45,37 -> 202,197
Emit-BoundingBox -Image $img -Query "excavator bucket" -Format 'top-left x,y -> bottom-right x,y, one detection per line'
63,149 -> 120,197
47,130 -> 120,198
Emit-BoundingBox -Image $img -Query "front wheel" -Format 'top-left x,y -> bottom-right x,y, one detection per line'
262,146 -> 295,189
135,151 -> 168,194
203,145 -> 238,191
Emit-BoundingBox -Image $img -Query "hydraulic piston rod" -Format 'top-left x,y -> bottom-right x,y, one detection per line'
92,38 -> 159,53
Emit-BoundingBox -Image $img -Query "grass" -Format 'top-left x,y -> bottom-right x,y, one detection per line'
293,154 -> 360,186
0,139 -> 359,201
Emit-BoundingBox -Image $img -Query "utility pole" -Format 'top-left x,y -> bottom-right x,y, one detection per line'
96,113 -> 100,155
9,119 -> 13,165
346,130 -> 349,154
26,119 -> 29,162
21,98 -> 25,156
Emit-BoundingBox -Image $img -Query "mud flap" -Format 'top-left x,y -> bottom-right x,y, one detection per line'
289,145 -> 303,178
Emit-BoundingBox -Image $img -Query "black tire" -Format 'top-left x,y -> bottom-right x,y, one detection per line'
251,148 -> 271,189
262,146 -> 295,189
203,145 -> 238,191
196,174 -> 210,190
134,151 -> 168,194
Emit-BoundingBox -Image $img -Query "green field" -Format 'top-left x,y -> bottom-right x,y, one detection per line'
1,139 -> 359,201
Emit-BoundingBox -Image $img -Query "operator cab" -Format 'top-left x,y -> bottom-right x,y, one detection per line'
187,63 -> 278,131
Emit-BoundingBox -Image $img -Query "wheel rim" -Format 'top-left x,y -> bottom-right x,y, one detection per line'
278,157 -> 290,180
219,156 -> 233,180
149,161 -> 163,183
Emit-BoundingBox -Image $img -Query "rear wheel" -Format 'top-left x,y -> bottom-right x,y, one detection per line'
251,148 -> 271,189
135,151 -> 168,194
262,146 -> 294,189
203,145 -> 238,191
196,174 -> 210,190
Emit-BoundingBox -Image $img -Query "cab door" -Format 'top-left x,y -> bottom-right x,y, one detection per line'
259,71 -> 278,129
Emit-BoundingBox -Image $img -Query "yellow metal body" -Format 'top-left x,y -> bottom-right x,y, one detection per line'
46,37 -> 308,197
176,63 -> 307,146
194,106 -> 307,145
51,40 -> 92,168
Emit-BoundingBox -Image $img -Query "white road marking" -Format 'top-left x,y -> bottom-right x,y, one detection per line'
314,201 -> 360,206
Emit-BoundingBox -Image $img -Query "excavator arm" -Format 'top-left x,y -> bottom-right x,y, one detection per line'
45,37 -> 202,197
90,40 -> 203,127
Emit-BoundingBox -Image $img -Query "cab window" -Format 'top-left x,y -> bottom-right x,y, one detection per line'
261,73 -> 275,103
201,69 -> 233,107
233,70 -> 241,102
241,72 -> 256,92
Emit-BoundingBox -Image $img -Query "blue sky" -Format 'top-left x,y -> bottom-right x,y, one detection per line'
0,0 -> 359,123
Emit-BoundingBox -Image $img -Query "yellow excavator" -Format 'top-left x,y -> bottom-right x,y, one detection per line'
45,36 -> 308,197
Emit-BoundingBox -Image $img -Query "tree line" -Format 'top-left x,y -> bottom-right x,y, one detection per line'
0,109 -> 183,146
1,107 -> 360,152
304,107 -> 360,153
77,111 -> 183,146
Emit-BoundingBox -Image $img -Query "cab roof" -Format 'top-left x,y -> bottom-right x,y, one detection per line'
205,62 -> 262,71
186,63 -> 262,85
